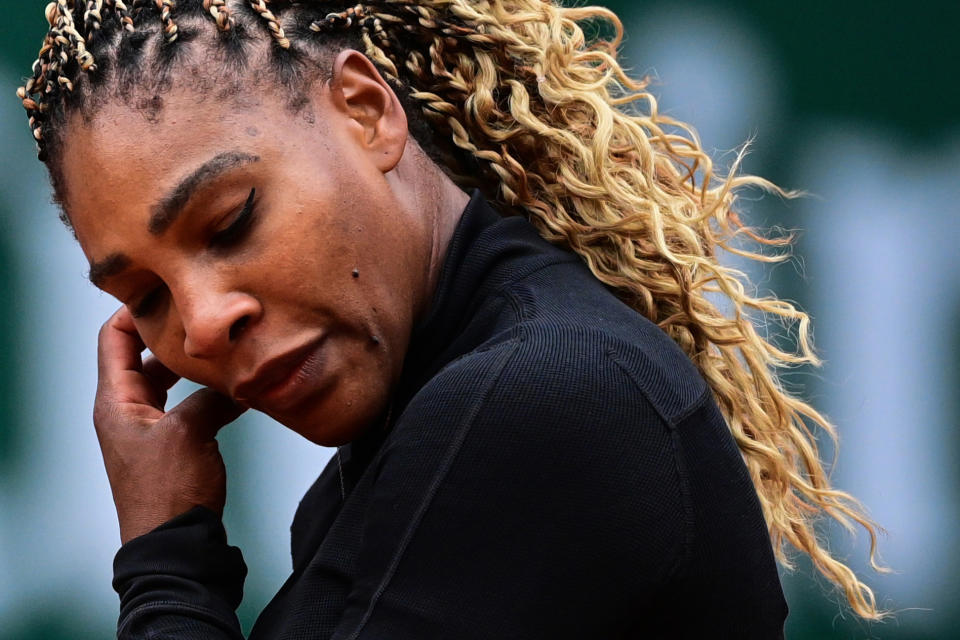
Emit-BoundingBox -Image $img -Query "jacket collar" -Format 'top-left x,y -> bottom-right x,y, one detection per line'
346,188 -> 577,459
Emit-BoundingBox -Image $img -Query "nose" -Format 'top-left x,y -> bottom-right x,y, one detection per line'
180,290 -> 262,359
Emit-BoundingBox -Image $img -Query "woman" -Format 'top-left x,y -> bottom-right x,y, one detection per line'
17,0 -> 889,637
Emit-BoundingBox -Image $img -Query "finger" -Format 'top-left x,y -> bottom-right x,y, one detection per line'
139,355 -> 181,411
167,388 -> 247,441
96,307 -> 167,411
97,306 -> 146,386
142,355 -> 181,392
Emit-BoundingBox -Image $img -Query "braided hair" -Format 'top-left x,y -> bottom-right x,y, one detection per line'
17,0 -> 892,621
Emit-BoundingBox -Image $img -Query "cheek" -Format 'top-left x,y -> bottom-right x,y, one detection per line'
269,224 -> 366,311
137,320 -> 209,388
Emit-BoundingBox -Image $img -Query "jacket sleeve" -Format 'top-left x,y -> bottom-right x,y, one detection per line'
112,505 -> 248,639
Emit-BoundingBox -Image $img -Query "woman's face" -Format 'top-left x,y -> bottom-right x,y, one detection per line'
56,57 -> 435,445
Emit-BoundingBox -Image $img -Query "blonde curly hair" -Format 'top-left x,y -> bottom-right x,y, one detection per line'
18,0 -> 891,620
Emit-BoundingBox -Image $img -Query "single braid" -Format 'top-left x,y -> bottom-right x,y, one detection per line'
16,78 -> 44,143
84,0 -> 105,39
155,0 -> 178,43
109,0 -> 136,32
203,0 -> 234,31
309,4 -> 367,32
248,0 -> 290,49
358,16 -> 400,80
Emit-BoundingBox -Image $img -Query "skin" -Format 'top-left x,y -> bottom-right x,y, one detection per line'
57,49 -> 470,543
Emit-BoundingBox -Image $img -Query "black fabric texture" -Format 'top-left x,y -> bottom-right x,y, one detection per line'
112,189 -> 789,639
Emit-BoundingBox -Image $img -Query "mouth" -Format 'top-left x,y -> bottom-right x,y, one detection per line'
232,335 -> 328,412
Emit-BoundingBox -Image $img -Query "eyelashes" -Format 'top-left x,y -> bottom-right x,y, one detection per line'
131,284 -> 165,319
130,188 -> 259,319
210,187 -> 257,249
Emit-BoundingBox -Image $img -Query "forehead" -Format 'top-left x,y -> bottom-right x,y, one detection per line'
62,88 -> 258,195
57,85 -> 327,254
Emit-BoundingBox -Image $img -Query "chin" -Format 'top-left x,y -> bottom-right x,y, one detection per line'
270,385 -> 390,447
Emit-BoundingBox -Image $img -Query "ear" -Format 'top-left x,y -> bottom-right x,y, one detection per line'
328,49 -> 407,173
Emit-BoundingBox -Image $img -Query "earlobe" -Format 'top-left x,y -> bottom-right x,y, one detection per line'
328,49 -> 407,173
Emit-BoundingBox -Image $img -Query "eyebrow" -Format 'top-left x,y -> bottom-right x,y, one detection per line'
88,252 -> 131,289
148,150 -> 260,235
87,150 -> 260,288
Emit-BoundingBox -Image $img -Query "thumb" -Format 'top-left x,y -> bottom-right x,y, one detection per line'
167,388 -> 247,441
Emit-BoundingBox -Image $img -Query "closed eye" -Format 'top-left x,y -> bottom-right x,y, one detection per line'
210,187 -> 257,249
128,188 -> 258,319
130,284 -> 167,319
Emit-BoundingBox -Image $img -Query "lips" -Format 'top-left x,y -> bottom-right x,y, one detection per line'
232,335 -> 327,409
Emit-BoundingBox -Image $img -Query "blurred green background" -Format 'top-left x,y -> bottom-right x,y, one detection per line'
1,1 -> 957,638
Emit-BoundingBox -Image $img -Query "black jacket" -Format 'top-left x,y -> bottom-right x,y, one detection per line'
113,189 -> 788,639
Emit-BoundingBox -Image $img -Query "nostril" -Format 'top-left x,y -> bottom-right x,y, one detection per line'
229,315 -> 251,342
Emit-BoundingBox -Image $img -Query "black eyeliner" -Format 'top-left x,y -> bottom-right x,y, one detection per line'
210,187 -> 257,248
130,188 -> 258,318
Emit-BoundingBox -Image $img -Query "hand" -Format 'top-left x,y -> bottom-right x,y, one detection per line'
94,307 -> 246,544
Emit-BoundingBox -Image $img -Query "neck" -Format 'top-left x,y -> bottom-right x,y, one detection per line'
385,138 -> 471,322
424,173 -> 470,303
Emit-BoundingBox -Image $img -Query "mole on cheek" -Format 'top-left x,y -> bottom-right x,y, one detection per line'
246,126 -> 260,137
352,268 -> 359,278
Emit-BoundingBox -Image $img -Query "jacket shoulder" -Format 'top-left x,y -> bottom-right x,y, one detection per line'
485,257 -> 708,421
